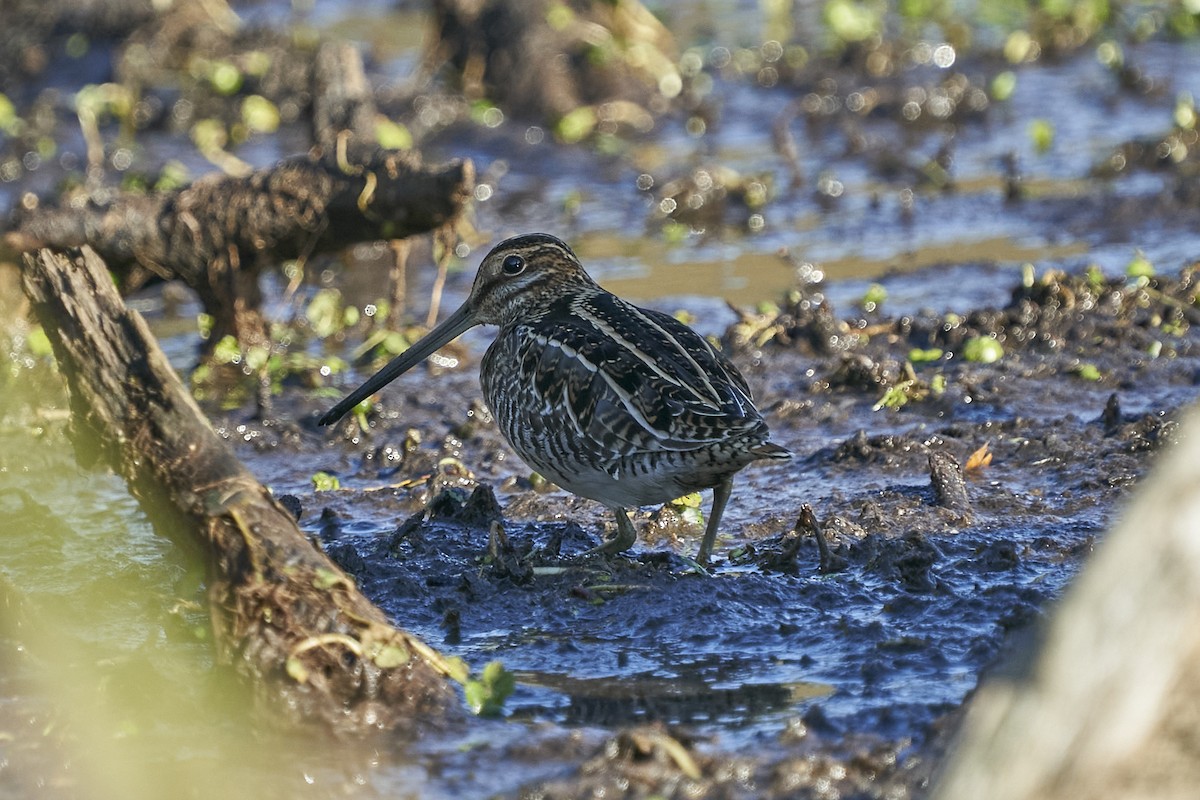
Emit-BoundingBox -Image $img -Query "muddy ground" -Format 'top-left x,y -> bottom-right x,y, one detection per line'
3,1 -> 1200,797
193,250 -> 1196,798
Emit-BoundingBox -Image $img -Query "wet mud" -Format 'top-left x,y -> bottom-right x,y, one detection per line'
205,253 -> 1195,797
4,1 -> 1200,796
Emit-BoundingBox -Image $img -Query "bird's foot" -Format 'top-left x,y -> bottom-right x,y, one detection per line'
581,527 -> 637,556
580,509 -> 638,556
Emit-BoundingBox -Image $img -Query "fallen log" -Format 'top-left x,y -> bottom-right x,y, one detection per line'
8,149 -> 474,354
20,245 -> 462,736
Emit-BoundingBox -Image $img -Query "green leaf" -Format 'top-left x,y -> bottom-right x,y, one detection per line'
375,118 -> 413,150
240,95 -> 280,134
860,283 -> 887,310
873,383 -> 913,411
197,313 -> 214,340
1126,251 -> 1155,279
1029,119 -> 1055,154
0,93 -> 20,135
154,160 -> 191,192
668,492 -> 704,527
212,335 -> 242,365
990,71 -> 1017,102
286,657 -> 309,683
1021,262 -> 1036,288
312,568 -> 343,589
373,643 -> 409,669
555,106 -> 598,144
305,288 -> 343,339
443,656 -> 471,684
311,471 -> 341,491
908,348 -> 944,363
244,345 -> 270,371
1174,91 -> 1196,131
190,118 -> 228,153
25,326 -> 54,358
208,60 -> 243,95
824,0 -> 881,43
962,336 -> 1004,364
545,1 -> 575,30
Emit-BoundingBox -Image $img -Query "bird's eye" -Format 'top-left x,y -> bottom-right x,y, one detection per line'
501,254 -> 526,275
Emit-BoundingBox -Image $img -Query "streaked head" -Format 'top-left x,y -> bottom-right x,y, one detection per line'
466,233 -> 597,327
318,233 -> 593,426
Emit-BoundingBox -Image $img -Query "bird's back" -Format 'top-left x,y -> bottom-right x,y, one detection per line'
481,288 -> 779,505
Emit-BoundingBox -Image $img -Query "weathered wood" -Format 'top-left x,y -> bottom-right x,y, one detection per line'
428,0 -> 677,125
313,40 -> 379,148
20,246 -> 462,735
928,450 -> 971,522
9,150 -> 474,352
933,407 -> 1200,800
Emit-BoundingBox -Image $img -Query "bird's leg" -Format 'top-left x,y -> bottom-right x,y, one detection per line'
584,507 -> 639,555
696,478 -> 733,565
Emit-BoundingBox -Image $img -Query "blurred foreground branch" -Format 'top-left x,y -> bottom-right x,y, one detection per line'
934,406 -> 1200,799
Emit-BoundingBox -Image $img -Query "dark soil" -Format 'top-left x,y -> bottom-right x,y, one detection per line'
208,256 -> 1195,798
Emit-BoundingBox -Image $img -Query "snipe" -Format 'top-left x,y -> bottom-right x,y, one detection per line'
319,233 -> 791,563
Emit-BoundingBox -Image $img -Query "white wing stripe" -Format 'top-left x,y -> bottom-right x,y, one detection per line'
572,302 -> 724,410
532,334 -> 724,447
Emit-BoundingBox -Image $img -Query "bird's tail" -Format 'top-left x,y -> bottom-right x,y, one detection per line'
751,442 -> 792,461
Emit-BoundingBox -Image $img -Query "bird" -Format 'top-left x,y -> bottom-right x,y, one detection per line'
319,233 -> 791,563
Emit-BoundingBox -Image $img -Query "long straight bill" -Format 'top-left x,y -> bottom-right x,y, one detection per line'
318,302 -> 478,426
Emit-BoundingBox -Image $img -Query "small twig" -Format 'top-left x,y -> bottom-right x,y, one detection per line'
387,238 -> 411,330
771,99 -> 805,189
798,504 -> 846,574
1142,284 -> 1200,326
426,227 -> 456,327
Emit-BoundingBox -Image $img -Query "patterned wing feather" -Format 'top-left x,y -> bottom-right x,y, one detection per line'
505,293 -> 768,457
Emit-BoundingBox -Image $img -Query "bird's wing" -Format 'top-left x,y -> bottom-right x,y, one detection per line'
512,294 -> 767,456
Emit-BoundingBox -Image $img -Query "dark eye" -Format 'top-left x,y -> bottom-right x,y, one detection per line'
502,254 -> 526,275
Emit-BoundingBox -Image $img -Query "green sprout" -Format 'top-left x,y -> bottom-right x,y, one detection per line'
908,348 -> 944,363
860,283 -> 887,312
1029,119 -> 1055,154
464,660 -> 515,717
991,71 -> 1017,101
1126,251 -> 1155,279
